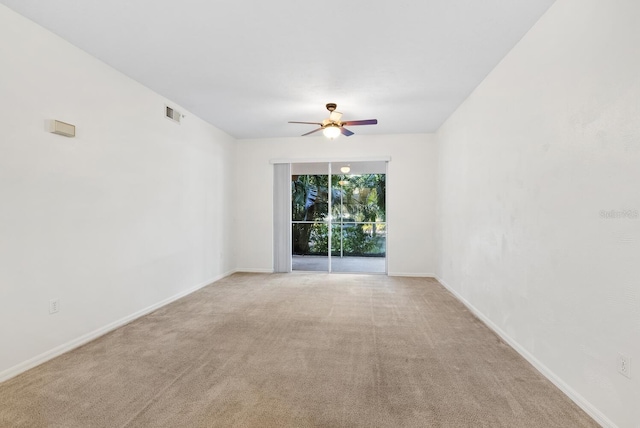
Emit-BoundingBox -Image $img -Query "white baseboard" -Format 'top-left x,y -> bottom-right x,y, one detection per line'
435,275 -> 617,428
234,270 -> 436,277
0,270 -> 235,384
235,268 -> 274,273
388,272 -> 436,278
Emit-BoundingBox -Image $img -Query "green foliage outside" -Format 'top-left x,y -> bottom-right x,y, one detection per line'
292,173 -> 386,257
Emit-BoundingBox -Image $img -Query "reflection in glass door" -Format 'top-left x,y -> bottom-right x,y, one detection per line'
291,161 -> 386,273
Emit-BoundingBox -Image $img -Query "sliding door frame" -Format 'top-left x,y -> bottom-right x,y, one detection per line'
272,156 -> 390,274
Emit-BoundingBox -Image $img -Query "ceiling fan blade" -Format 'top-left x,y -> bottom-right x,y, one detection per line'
289,121 -> 323,125
329,111 -> 343,122
301,127 -> 324,136
341,119 -> 378,126
340,127 -> 354,137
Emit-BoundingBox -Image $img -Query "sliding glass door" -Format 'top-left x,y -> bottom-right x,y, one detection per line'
291,161 -> 386,273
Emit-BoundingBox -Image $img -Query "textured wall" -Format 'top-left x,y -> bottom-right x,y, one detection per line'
436,1 -> 640,426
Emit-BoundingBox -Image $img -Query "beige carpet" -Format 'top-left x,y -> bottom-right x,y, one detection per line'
0,273 -> 598,427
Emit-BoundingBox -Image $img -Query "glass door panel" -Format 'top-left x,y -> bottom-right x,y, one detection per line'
291,165 -> 329,271
331,163 -> 386,273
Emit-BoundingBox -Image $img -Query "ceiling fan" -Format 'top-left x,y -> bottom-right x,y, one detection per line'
289,103 -> 378,139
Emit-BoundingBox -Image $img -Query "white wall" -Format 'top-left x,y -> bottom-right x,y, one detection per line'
235,134 -> 437,276
436,0 -> 640,426
0,5 -> 236,380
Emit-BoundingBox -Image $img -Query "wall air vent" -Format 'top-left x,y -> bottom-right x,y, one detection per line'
165,105 -> 181,124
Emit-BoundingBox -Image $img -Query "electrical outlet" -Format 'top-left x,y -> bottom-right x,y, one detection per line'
49,298 -> 60,314
618,353 -> 631,379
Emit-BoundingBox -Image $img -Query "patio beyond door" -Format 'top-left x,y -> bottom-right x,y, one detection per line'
291,161 -> 386,273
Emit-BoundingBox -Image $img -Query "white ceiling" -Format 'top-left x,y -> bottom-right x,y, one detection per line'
1,0 -> 555,139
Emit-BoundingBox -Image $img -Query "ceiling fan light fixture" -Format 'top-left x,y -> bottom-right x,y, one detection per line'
289,103 -> 377,137
323,125 -> 341,139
